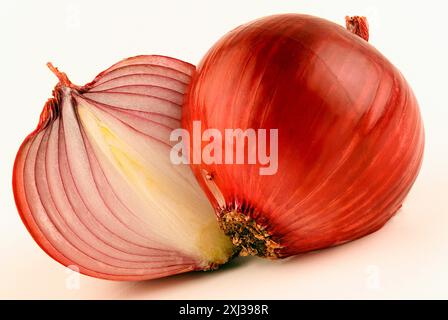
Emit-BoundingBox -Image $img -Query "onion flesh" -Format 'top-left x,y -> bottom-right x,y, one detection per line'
13,55 -> 234,281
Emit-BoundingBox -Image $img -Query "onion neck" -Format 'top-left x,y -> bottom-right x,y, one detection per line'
47,62 -> 74,88
345,16 -> 369,41
219,209 -> 282,259
35,63 -> 82,134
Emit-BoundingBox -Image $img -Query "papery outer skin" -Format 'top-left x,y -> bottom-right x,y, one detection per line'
182,14 -> 425,257
13,55 -> 234,281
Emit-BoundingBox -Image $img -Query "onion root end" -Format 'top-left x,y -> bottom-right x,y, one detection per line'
219,209 -> 282,259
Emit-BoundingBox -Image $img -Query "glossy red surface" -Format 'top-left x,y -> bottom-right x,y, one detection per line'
183,14 -> 424,256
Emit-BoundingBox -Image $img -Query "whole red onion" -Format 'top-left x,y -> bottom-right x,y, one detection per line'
182,14 -> 424,258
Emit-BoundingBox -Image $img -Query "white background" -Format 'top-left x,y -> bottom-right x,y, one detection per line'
1,0 -> 447,299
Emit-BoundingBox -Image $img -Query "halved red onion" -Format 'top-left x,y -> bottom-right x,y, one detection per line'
13,55 -> 234,281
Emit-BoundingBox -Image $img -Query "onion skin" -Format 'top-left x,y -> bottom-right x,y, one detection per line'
345,16 -> 369,41
13,55 -> 234,281
183,14 -> 425,257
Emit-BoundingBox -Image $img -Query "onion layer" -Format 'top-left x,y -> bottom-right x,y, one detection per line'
182,15 -> 425,258
13,55 -> 234,280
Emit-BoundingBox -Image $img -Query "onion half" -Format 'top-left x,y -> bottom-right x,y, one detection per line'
13,56 -> 234,280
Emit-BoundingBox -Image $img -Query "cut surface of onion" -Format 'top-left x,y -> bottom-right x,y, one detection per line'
13,55 -> 234,281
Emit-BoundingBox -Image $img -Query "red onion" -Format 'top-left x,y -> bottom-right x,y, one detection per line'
13,56 -> 234,280
182,14 -> 424,258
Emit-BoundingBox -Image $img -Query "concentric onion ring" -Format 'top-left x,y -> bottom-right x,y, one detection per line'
13,55 -> 234,281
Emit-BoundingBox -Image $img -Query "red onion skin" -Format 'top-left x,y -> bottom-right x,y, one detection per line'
183,14 -> 425,257
345,16 -> 369,41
